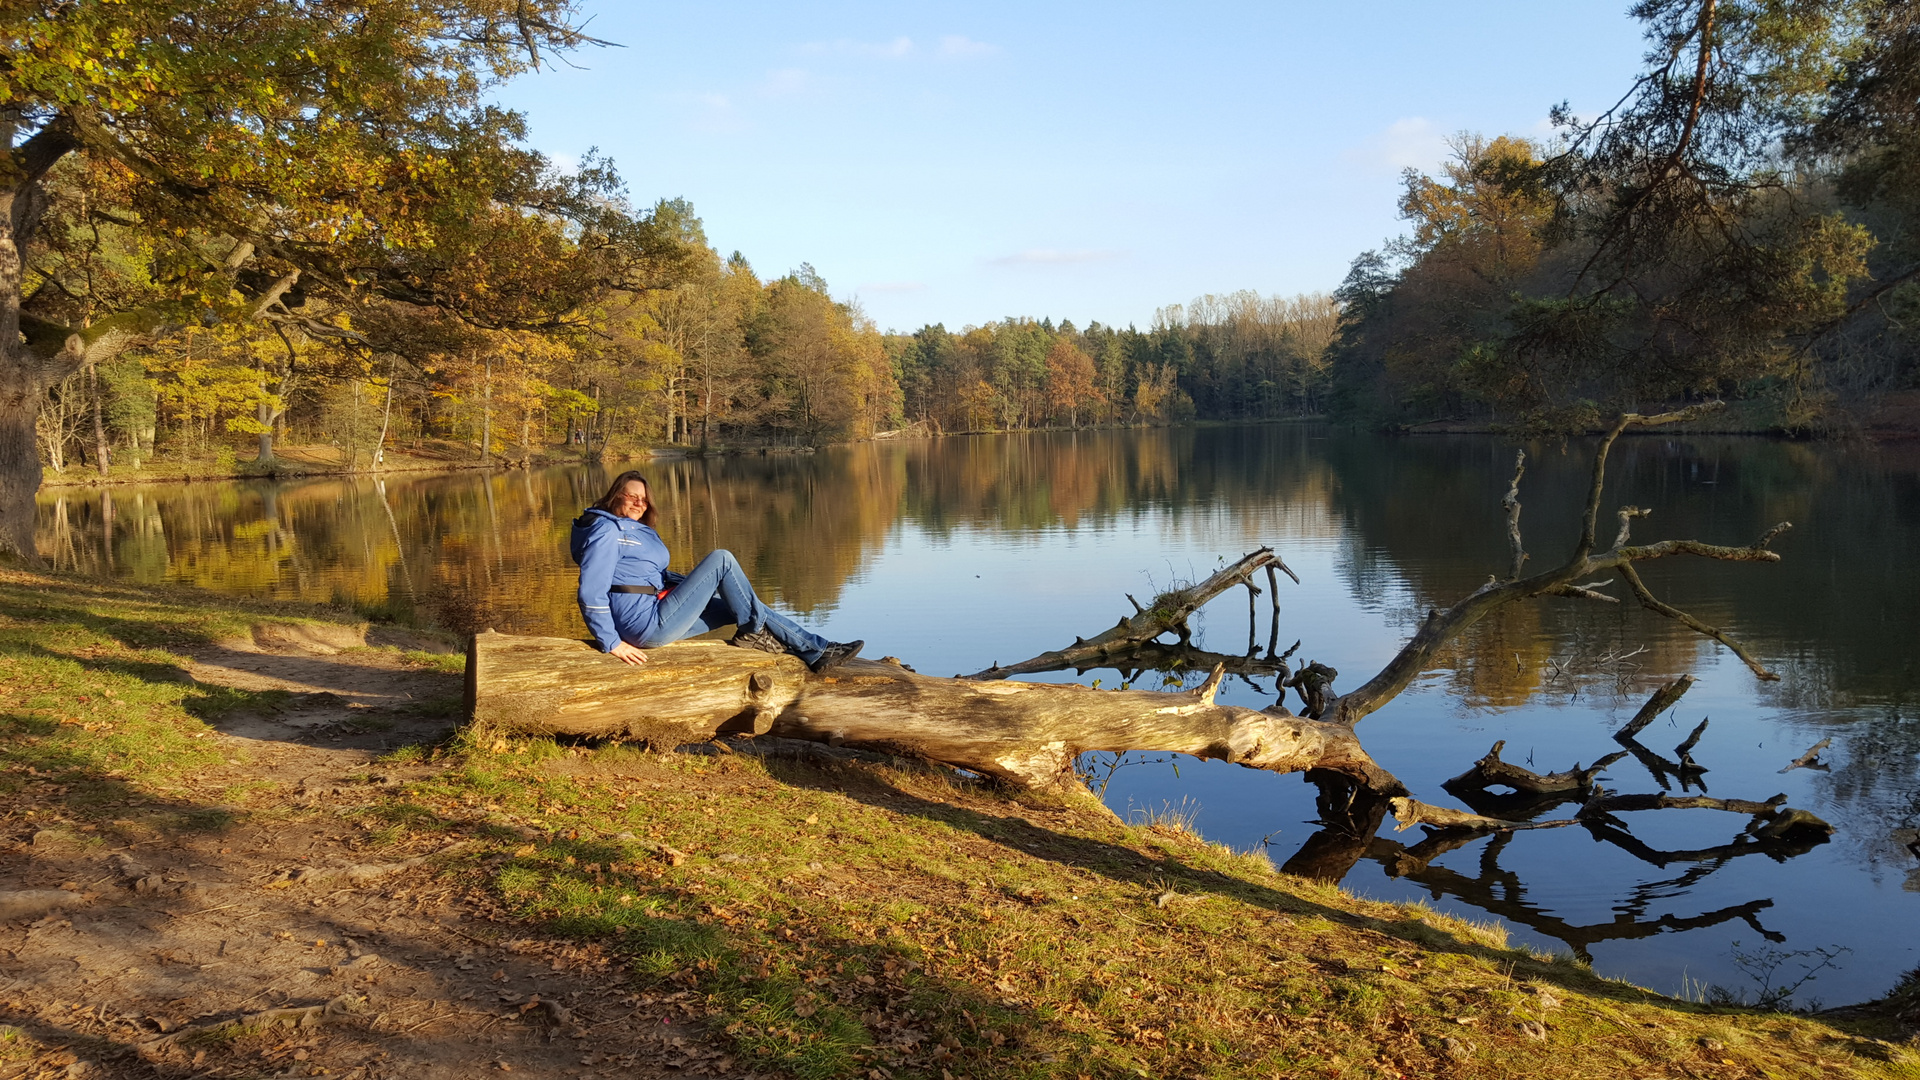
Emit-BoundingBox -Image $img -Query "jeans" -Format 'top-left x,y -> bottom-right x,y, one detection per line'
636,549 -> 831,663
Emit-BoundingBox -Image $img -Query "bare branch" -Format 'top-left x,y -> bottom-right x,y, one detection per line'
968,548 -> 1292,680
1617,674 -> 1696,741
1614,505 -> 1650,549
1615,563 -> 1778,680
1546,580 -> 1619,603
1443,740 -> 1612,796
1388,798 -> 1578,833
247,270 -> 302,320
1579,403 -> 1725,559
1675,716 -> 1710,759
1334,403 -> 1775,727
1779,738 -> 1831,774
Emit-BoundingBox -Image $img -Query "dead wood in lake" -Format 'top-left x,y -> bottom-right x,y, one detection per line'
962,547 -> 1297,680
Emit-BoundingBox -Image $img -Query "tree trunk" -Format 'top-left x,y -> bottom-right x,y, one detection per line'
481,355 -> 493,463
466,632 -> 1404,792
88,358 -> 110,477
375,363 -> 395,469
255,343 -> 276,464
0,184 -> 46,561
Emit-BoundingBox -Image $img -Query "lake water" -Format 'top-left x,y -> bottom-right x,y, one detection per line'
39,425 -> 1920,1008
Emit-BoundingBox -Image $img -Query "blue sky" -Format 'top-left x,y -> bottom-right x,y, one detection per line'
492,2 -> 1650,333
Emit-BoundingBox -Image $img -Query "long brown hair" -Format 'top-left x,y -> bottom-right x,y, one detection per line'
591,470 -> 659,528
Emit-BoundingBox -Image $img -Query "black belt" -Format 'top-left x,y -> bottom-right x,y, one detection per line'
609,584 -> 664,595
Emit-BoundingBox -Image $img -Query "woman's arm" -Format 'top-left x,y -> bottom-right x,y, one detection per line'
575,520 -> 625,653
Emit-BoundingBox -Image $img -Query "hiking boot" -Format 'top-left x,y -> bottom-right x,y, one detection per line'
808,639 -> 863,674
731,627 -> 788,654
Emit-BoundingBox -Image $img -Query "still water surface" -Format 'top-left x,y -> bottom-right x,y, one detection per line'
39,425 -> 1920,1006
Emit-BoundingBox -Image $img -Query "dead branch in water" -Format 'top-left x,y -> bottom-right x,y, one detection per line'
1331,402 -> 1790,728
964,548 -> 1298,680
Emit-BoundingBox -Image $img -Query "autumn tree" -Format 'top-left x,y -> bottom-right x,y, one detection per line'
0,0 -> 708,560
1043,340 -> 1099,427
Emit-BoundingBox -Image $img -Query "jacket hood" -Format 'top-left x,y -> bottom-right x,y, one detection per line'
570,507 -> 631,565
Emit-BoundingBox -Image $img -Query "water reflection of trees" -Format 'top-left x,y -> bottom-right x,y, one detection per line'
1320,432 -> 1920,872
37,425 -> 1354,634
1323,434 -> 1920,708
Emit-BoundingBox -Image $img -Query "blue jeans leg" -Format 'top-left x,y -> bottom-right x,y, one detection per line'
636,549 -> 831,661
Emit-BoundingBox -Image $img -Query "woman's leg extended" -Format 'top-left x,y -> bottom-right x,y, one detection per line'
637,549 -> 777,648
757,607 -> 831,663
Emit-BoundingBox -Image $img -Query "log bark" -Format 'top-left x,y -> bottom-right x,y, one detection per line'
466,630 -> 1403,791
964,547 -> 1296,680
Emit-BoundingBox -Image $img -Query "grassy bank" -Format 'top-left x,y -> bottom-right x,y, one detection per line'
2,568 -> 1916,1079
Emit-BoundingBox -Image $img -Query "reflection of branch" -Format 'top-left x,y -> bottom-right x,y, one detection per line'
1578,813 -> 1829,868
1503,449 -> 1527,580
1365,831 -> 1783,964
1616,733 -> 1708,792
1279,773 -> 1392,882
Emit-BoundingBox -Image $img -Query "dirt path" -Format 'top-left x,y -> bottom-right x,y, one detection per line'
3,636 -> 733,1080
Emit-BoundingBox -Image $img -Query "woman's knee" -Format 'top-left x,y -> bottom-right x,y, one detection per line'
710,549 -> 739,570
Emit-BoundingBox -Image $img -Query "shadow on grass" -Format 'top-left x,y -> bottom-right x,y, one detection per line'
756,754 -> 1870,1030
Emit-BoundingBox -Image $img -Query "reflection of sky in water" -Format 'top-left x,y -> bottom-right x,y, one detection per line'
37,426 -> 1920,1006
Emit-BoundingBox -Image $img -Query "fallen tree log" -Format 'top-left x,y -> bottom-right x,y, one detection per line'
467,631 -> 1404,790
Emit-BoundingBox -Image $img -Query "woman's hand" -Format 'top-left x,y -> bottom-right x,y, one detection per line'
609,641 -> 649,666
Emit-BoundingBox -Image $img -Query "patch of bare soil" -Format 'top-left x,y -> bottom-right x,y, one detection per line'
2,638 -> 729,1080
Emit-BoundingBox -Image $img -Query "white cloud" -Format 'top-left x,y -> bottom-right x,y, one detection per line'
666,90 -> 744,133
937,35 -> 999,58
761,67 -> 813,96
990,248 -> 1126,267
1343,117 -> 1451,174
858,281 -> 928,293
798,36 -> 915,59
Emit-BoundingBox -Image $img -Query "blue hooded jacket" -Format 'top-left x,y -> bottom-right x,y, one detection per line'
570,507 -> 674,652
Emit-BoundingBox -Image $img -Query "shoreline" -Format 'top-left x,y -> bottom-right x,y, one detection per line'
37,407 -> 1920,492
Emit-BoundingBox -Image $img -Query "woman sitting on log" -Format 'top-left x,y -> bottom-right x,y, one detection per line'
571,470 -> 863,672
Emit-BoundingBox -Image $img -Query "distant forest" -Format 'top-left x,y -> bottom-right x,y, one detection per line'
25,0 -> 1920,485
